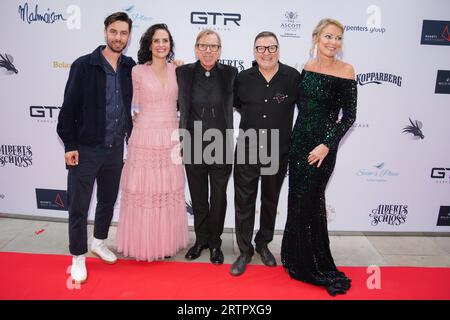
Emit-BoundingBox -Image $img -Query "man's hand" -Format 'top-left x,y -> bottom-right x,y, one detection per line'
64,150 -> 79,166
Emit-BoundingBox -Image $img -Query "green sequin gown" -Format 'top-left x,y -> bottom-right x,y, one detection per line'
281,70 -> 357,296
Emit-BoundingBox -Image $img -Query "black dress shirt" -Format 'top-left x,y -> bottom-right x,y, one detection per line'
234,62 -> 301,161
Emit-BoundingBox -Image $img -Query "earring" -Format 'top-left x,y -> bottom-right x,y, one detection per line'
310,44 -> 318,59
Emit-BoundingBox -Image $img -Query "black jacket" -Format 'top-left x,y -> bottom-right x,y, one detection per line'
57,46 -> 136,152
176,61 -> 238,130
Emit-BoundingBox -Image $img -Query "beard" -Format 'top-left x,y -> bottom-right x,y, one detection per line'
106,39 -> 126,53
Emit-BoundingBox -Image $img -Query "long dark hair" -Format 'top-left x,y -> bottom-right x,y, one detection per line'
137,23 -> 175,64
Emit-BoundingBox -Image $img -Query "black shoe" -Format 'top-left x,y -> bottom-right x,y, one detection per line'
256,245 -> 277,267
230,254 -> 252,276
185,243 -> 208,260
210,248 -> 224,264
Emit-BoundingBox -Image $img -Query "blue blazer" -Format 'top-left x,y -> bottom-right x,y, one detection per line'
57,46 -> 136,152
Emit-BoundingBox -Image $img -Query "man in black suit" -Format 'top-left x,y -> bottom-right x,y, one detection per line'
176,29 -> 238,264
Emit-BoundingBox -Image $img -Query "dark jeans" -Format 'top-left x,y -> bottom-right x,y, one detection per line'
185,162 -> 232,249
233,158 -> 288,256
67,145 -> 123,255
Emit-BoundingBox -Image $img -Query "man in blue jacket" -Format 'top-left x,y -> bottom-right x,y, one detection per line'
57,12 -> 135,284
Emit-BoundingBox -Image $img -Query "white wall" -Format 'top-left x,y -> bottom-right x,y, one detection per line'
1,0 -> 449,232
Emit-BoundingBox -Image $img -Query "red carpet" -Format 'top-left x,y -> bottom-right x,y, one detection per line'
1,252 -> 449,300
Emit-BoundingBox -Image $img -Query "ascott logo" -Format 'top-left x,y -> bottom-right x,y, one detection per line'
18,2 -> 81,29
190,11 -> 241,31
370,204 -> 408,226
356,72 -> 402,87
29,105 -> 61,123
0,145 -> 33,168
280,11 -> 301,38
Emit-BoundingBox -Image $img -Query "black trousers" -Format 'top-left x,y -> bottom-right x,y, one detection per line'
185,162 -> 232,249
67,145 -> 123,255
234,157 -> 288,256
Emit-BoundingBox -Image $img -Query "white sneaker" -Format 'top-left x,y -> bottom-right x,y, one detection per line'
71,255 -> 87,284
90,237 -> 117,264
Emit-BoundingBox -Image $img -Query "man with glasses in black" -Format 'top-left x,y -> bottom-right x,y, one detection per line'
231,31 -> 301,276
176,29 -> 238,265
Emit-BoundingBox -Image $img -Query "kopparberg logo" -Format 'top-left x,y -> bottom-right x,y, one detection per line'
18,2 -> 81,29
356,72 -> 402,87
0,53 -> 18,74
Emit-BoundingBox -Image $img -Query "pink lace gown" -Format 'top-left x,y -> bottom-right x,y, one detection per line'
117,63 -> 188,261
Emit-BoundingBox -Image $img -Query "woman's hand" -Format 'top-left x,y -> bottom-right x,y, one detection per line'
132,110 -> 139,123
172,59 -> 184,67
308,144 -> 329,167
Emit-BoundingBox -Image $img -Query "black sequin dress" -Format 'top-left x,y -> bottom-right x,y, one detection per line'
281,70 -> 357,296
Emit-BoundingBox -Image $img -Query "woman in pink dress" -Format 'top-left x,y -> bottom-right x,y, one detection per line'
117,24 -> 188,261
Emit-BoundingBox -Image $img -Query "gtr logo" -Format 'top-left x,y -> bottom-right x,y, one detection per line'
431,168 -> 450,179
190,12 -> 241,26
29,106 -> 61,118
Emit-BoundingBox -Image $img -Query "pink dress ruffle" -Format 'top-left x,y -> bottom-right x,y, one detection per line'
117,63 -> 188,261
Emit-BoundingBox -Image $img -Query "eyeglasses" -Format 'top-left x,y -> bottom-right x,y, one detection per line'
255,45 -> 278,53
196,43 -> 221,52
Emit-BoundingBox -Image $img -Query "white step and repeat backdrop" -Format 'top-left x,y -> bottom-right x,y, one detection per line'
1,0 -> 449,232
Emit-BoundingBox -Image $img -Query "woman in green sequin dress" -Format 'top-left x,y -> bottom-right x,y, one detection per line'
281,19 -> 357,296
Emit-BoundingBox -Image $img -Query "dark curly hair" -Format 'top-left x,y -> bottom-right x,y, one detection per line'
137,24 -> 175,64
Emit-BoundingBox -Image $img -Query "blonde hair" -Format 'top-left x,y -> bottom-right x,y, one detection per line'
195,29 -> 222,46
310,18 -> 345,57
